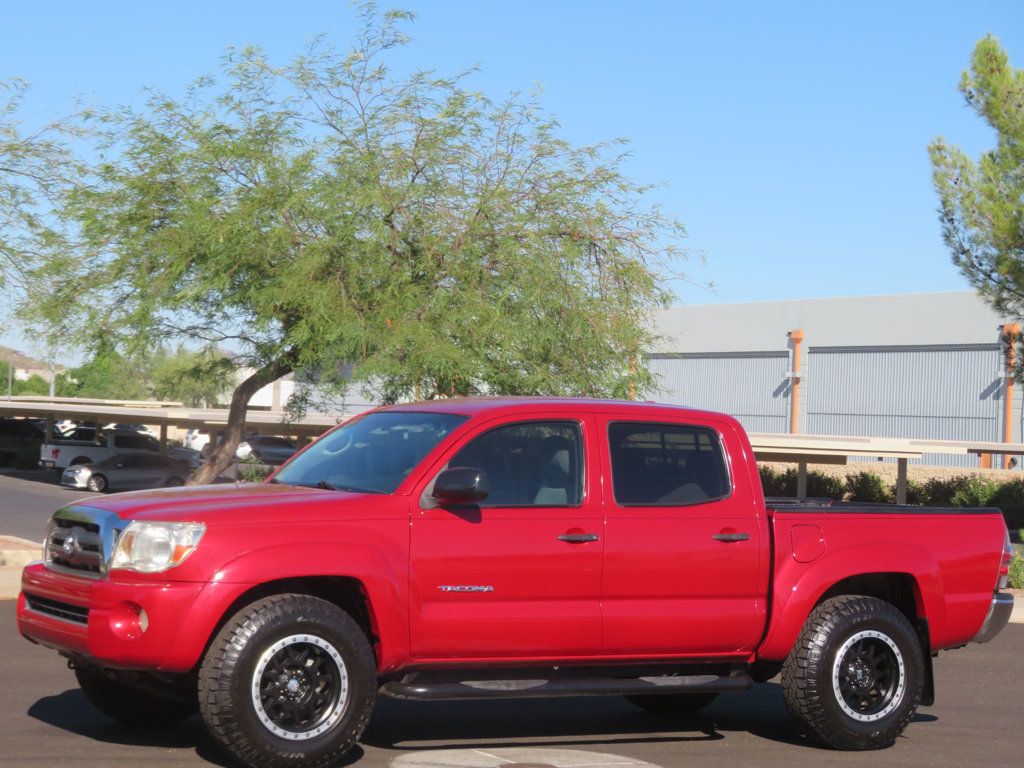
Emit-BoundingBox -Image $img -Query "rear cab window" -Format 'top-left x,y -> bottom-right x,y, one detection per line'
607,421 -> 731,506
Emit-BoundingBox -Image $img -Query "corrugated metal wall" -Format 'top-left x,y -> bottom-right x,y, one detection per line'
806,344 -> 1002,467
648,343 -> 1010,468
648,352 -> 790,433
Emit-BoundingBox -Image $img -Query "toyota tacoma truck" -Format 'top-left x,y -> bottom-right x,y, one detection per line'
17,398 -> 1015,767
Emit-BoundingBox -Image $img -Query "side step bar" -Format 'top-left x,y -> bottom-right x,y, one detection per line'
380,672 -> 753,701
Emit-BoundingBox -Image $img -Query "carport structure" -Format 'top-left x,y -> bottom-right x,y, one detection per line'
0,395 -> 344,452
750,432 -> 1024,503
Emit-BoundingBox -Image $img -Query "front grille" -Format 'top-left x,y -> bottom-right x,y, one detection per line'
44,506 -> 122,578
25,594 -> 89,624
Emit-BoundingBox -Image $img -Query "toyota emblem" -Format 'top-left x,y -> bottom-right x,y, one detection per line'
62,529 -> 79,557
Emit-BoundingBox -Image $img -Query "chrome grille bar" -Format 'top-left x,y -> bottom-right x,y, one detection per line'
44,506 -> 124,578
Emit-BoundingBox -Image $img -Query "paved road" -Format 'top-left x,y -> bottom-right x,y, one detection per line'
0,471 -> 84,541
1,599 -> 1020,768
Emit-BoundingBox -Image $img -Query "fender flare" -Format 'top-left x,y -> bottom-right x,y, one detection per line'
172,542 -> 409,673
757,541 -> 945,660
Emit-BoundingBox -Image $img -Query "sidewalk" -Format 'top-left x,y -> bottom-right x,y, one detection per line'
0,535 -> 39,599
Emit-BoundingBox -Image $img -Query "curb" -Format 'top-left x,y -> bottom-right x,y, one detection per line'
0,536 -> 40,568
0,567 -> 21,599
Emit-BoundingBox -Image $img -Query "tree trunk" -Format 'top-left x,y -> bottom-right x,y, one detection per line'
188,354 -> 295,485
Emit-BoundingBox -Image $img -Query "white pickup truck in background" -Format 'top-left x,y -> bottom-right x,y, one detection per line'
39,428 -> 199,470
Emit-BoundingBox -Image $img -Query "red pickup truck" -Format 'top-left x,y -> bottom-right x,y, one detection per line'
17,398 -> 1014,767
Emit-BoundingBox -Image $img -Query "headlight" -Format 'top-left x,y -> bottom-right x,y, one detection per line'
110,521 -> 205,573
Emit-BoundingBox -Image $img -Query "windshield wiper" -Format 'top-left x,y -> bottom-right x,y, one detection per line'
311,479 -> 381,494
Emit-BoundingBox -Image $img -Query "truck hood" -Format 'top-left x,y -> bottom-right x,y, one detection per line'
70,482 -> 393,526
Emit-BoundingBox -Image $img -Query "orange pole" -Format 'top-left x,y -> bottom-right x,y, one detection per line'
788,330 -> 804,434
1003,324 -> 1020,469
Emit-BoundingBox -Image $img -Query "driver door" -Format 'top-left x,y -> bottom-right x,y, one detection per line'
409,414 -> 604,661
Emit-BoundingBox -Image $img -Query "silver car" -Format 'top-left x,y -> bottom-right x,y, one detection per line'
61,453 -> 193,493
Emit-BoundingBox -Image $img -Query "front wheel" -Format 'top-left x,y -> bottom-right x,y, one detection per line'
198,594 -> 376,768
86,474 -> 107,492
781,595 -> 925,750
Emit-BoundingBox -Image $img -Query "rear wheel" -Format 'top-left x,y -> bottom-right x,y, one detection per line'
75,666 -> 197,726
86,474 -> 107,492
199,594 -> 376,768
626,692 -> 718,714
781,595 -> 924,750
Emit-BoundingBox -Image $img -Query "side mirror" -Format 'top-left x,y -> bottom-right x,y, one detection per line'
432,467 -> 489,505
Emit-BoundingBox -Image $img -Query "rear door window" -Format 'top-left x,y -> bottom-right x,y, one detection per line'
608,422 -> 730,506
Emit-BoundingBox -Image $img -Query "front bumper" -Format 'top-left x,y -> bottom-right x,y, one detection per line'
17,562 -> 208,671
59,470 -> 89,489
973,591 -> 1014,644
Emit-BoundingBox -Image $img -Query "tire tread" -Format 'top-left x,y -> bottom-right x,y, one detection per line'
198,593 -> 375,768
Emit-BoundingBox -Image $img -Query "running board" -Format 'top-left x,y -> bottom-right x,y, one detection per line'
380,672 -> 753,701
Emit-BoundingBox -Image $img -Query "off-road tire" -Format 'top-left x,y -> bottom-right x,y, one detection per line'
198,594 -> 376,768
86,474 -> 107,492
625,692 -> 718,714
781,595 -> 924,750
75,666 -> 197,725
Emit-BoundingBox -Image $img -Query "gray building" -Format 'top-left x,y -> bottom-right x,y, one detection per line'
650,291 -> 1020,467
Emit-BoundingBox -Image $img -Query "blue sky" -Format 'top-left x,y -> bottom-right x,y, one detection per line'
2,0 -> 1022,359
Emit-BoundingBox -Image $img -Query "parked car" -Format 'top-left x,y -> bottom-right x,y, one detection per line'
60,453 -> 192,493
0,418 -> 45,465
40,428 -> 198,469
235,435 -> 297,465
103,422 -> 158,438
184,428 -> 211,453
18,398 -> 1014,767
195,431 -> 298,465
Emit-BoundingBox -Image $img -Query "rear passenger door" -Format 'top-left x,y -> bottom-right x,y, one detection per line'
598,416 -> 767,657
409,415 -> 604,660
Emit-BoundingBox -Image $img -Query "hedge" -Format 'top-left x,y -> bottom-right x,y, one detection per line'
758,465 -> 1024,530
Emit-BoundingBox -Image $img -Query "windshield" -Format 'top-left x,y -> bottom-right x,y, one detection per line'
273,411 -> 468,494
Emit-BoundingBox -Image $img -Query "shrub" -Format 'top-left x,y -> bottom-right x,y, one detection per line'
949,477 -> 1000,508
897,479 -> 929,505
988,480 -> 1024,531
1009,555 -> 1024,590
921,476 -> 975,507
239,455 -> 271,483
845,471 -> 892,503
759,465 -> 796,497
807,471 -> 846,500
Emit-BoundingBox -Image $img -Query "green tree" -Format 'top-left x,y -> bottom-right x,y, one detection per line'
32,5 -> 688,483
930,35 -> 1024,314
55,339 -> 149,400
150,346 -> 232,407
0,361 -> 50,396
0,78 -> 78,311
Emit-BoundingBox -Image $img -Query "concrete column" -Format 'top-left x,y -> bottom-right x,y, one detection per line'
797,461 -> 808,498
159,423 -> 168,455
896,458 -> 908,505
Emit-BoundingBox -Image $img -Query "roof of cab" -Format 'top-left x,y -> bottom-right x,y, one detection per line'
376,396 -> 737,425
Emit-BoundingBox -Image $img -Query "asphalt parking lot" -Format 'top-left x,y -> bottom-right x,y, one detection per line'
1,472 -> 1022,767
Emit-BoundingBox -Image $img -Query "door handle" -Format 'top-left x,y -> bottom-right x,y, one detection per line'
558,533 -> 599,543
712,532 -> 750,542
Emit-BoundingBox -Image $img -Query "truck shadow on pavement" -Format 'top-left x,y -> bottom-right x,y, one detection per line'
26,688 -> 365,767
27,681 -> 939,763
